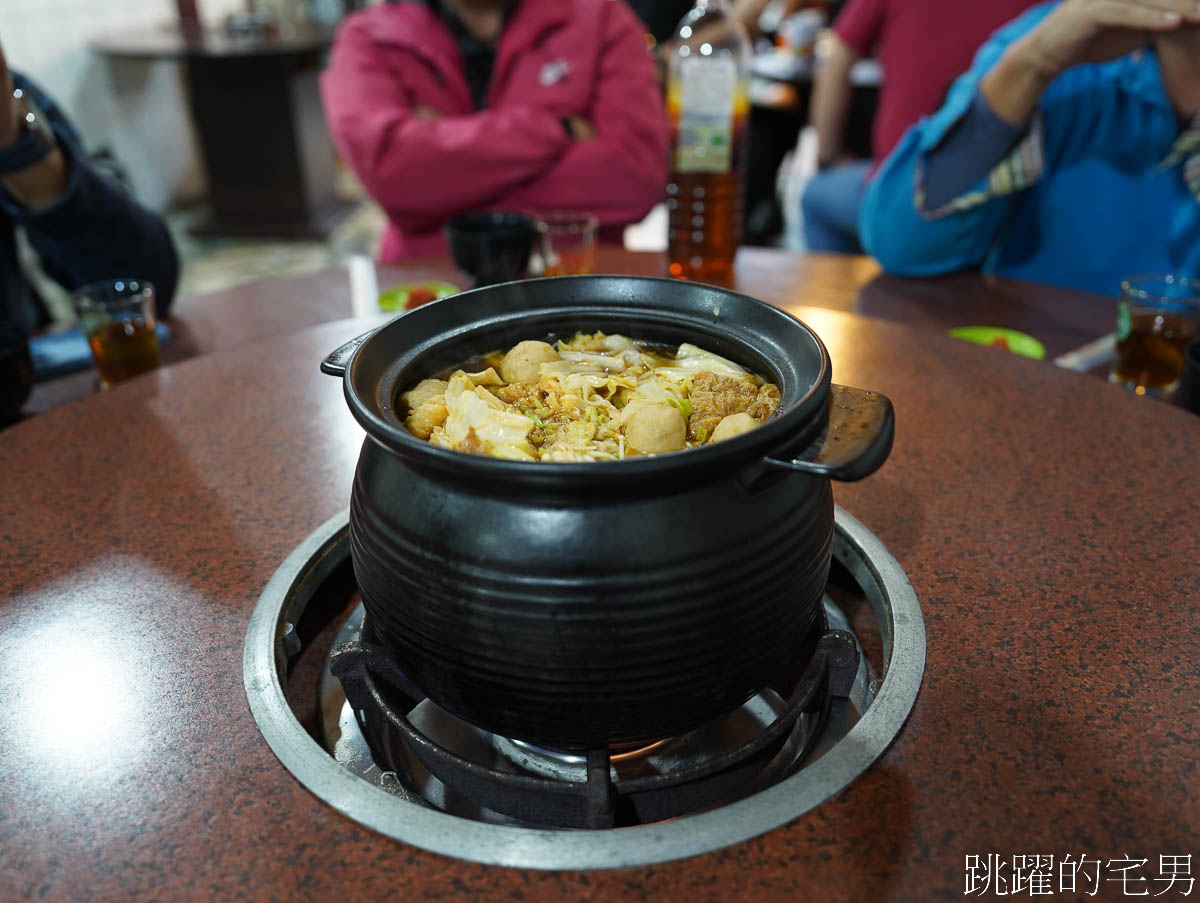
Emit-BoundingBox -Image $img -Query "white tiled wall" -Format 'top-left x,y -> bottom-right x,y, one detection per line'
3,0 -> 169,76
0,0 -> 247,209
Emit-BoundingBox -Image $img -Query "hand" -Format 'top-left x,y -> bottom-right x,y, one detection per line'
731,0 -> 773,36
1020,0 -> 1200,79
0,41 -> 20,150
983,0 -> 1200,126
565,115 -> 596,143
732,0 -> 809,39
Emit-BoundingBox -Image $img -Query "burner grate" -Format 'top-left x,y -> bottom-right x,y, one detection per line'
330,619 -> 859,828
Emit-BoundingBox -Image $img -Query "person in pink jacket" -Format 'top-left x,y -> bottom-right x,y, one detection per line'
321,0 -> 670,261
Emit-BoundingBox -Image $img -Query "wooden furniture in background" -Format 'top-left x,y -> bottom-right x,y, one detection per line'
94,24 -> 353,238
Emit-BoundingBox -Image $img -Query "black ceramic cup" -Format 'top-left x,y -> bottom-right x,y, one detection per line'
1178,338 -> 1200,416
445,212 -> 536,287
0,323 -> 33,428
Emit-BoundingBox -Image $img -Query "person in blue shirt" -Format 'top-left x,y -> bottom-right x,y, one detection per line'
0,41 -> 179,338
858,0 -> 1200,296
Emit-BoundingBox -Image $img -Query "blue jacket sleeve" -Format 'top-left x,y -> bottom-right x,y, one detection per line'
921,91 -> 1026,210
1,74 -> 180,318
858,3 -> 1056,277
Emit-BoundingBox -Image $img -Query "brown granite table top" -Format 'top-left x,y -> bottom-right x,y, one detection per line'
25,248 -> 1117,416
1,279 -> 1195,900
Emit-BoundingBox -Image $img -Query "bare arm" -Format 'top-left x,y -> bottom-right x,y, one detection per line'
810,34 -> 861,167
981,0 -> 1200,126
501,0 -> 668,225
731,0 -> 808,38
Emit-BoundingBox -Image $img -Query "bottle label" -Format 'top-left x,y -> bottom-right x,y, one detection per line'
676,57 -> 736,173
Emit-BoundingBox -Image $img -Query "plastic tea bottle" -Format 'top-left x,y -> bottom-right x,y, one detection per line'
665,0 -> 751,286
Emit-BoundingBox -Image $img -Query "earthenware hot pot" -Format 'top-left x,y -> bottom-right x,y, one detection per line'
322,275 -> 893,751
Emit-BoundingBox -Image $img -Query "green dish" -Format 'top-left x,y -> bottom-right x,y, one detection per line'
378,281 -> 461,312
948,326 -> 1046,360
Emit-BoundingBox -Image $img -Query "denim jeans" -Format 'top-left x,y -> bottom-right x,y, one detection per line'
800,160 -> 873,254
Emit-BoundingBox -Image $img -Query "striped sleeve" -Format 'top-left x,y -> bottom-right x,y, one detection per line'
916,112 -> 1045,219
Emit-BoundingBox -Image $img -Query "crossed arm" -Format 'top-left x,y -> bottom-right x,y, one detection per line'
320,2 -> 668,236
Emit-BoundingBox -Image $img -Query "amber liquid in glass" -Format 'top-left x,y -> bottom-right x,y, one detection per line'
543,250 -> 595,276
1112,311 -> 1199,393
544,263 -> 593,276
88,320 -> 161,387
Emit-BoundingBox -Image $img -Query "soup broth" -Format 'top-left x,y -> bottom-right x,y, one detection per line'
400,331 -> 781,462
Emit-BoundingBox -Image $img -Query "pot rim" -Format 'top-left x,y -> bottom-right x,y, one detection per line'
341,275 -> 833,483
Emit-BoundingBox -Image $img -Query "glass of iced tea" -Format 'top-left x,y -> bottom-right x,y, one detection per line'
1110,275 -> 1200,396
535,212 -> 598,276
71,279 -> 161,389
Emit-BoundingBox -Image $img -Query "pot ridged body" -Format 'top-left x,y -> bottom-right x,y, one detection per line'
350,439 -> 833,750
331,275 -> 870,751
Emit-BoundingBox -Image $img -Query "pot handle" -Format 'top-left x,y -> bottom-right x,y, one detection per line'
763,384 -> 894,482
320,329 -> 374,377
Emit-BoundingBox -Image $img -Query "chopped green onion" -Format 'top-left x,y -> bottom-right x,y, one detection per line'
668,396 -> 693,418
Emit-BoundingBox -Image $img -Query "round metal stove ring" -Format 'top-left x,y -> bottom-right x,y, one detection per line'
242,507 -> 925,869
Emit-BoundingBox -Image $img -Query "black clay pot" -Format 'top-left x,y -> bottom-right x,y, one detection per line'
322,276 -> 894,751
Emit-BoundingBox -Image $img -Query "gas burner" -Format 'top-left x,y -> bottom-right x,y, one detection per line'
244,507 -> 924,868
495,737 -> 676,780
